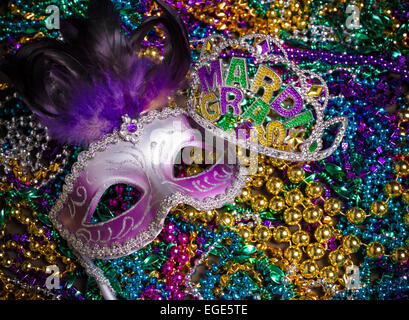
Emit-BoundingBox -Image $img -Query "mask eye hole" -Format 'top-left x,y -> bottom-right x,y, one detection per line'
90,184 -> 144,223
173,147 -> 220,178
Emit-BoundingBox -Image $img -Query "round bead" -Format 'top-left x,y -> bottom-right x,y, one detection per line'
314,225 -> 333,243
303,206 -> 323,224
370,201 -> 388,217
300,259 -> 319,279
306,181 -> 323,198
252,177 -> 264,188
306,243 -> 325,259
237,187 -> 252,202
292,230 -> 310,246
273,226 -> 291,242
320,266 -> 338,283
385,181 -> 402,197
284,245 -> 303,263
328,249 -> 346,266
285,188 -> 304,206
256,242 -> 267,251
255,165 -> 265,176
269,196 -> 286,212
322,215 -> 334,226
22,250 -> 33,259
270,158 -> 286,169
29,241 -> 40,252
287,166 -> 305,183
395,161 -> 409,176
185,208 -> 198,220
254,225 -> 272,242
252,194 -> 269,211
238,226 -> 253,242
204,209 -> 216,221
283,207 -> 302,225
342,235 -> 361,254
264,166 -> 274,176
346,207 -> 366,224
2,258 -> 12,268
400,127 -> 407,138
45,255 -> 56,264
324,198 -> 342,216
218,212 -> 234,228
366,241 -> 385,258
21,261 -> 32,272
266,177 -> 284,195
392,248 -> 408,263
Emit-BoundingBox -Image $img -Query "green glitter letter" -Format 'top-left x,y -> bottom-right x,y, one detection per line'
225,57 -> 248,89
242,98 -> 270,126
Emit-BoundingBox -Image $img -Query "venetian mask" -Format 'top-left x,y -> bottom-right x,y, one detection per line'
50,108 -> 247,259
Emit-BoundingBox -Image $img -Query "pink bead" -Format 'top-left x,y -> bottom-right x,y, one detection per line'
173,272 -> 184,283
169,246 -> 180,256
164,223 -> 175,233
115,185 -> 124,194
162,263 -> 173,274
178,233 -> 188,244
163,233 -> 175,243
108,199 -> 118,207
177,252 -> 189,264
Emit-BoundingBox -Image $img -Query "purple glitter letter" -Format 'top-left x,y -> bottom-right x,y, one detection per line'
198,60 -> 223,94
220,87 -> 243,115
271,85 -> 303,117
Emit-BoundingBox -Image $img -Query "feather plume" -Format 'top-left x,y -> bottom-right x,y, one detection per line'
1,0 -> 191,145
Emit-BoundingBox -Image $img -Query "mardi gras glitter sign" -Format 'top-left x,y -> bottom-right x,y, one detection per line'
187,34 -> 348,161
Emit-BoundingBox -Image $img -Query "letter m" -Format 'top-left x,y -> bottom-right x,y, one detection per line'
198,60 -> 223,94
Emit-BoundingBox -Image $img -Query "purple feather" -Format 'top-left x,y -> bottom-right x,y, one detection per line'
41,61 -> 176,144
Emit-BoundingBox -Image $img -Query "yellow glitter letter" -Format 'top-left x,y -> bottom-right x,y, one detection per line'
200,92 -> 220,121
257,121 -> 286,146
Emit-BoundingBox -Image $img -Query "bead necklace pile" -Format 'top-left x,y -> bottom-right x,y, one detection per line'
0,188 -> 86,300
0,0 -> 408,300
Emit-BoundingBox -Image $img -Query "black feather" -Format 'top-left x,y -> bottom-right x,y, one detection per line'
0,0 -> 192,145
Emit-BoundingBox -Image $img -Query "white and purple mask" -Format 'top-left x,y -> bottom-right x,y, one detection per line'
2,0 -> 251,299
2,0 -> 248,259
50,108 -> 248,259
